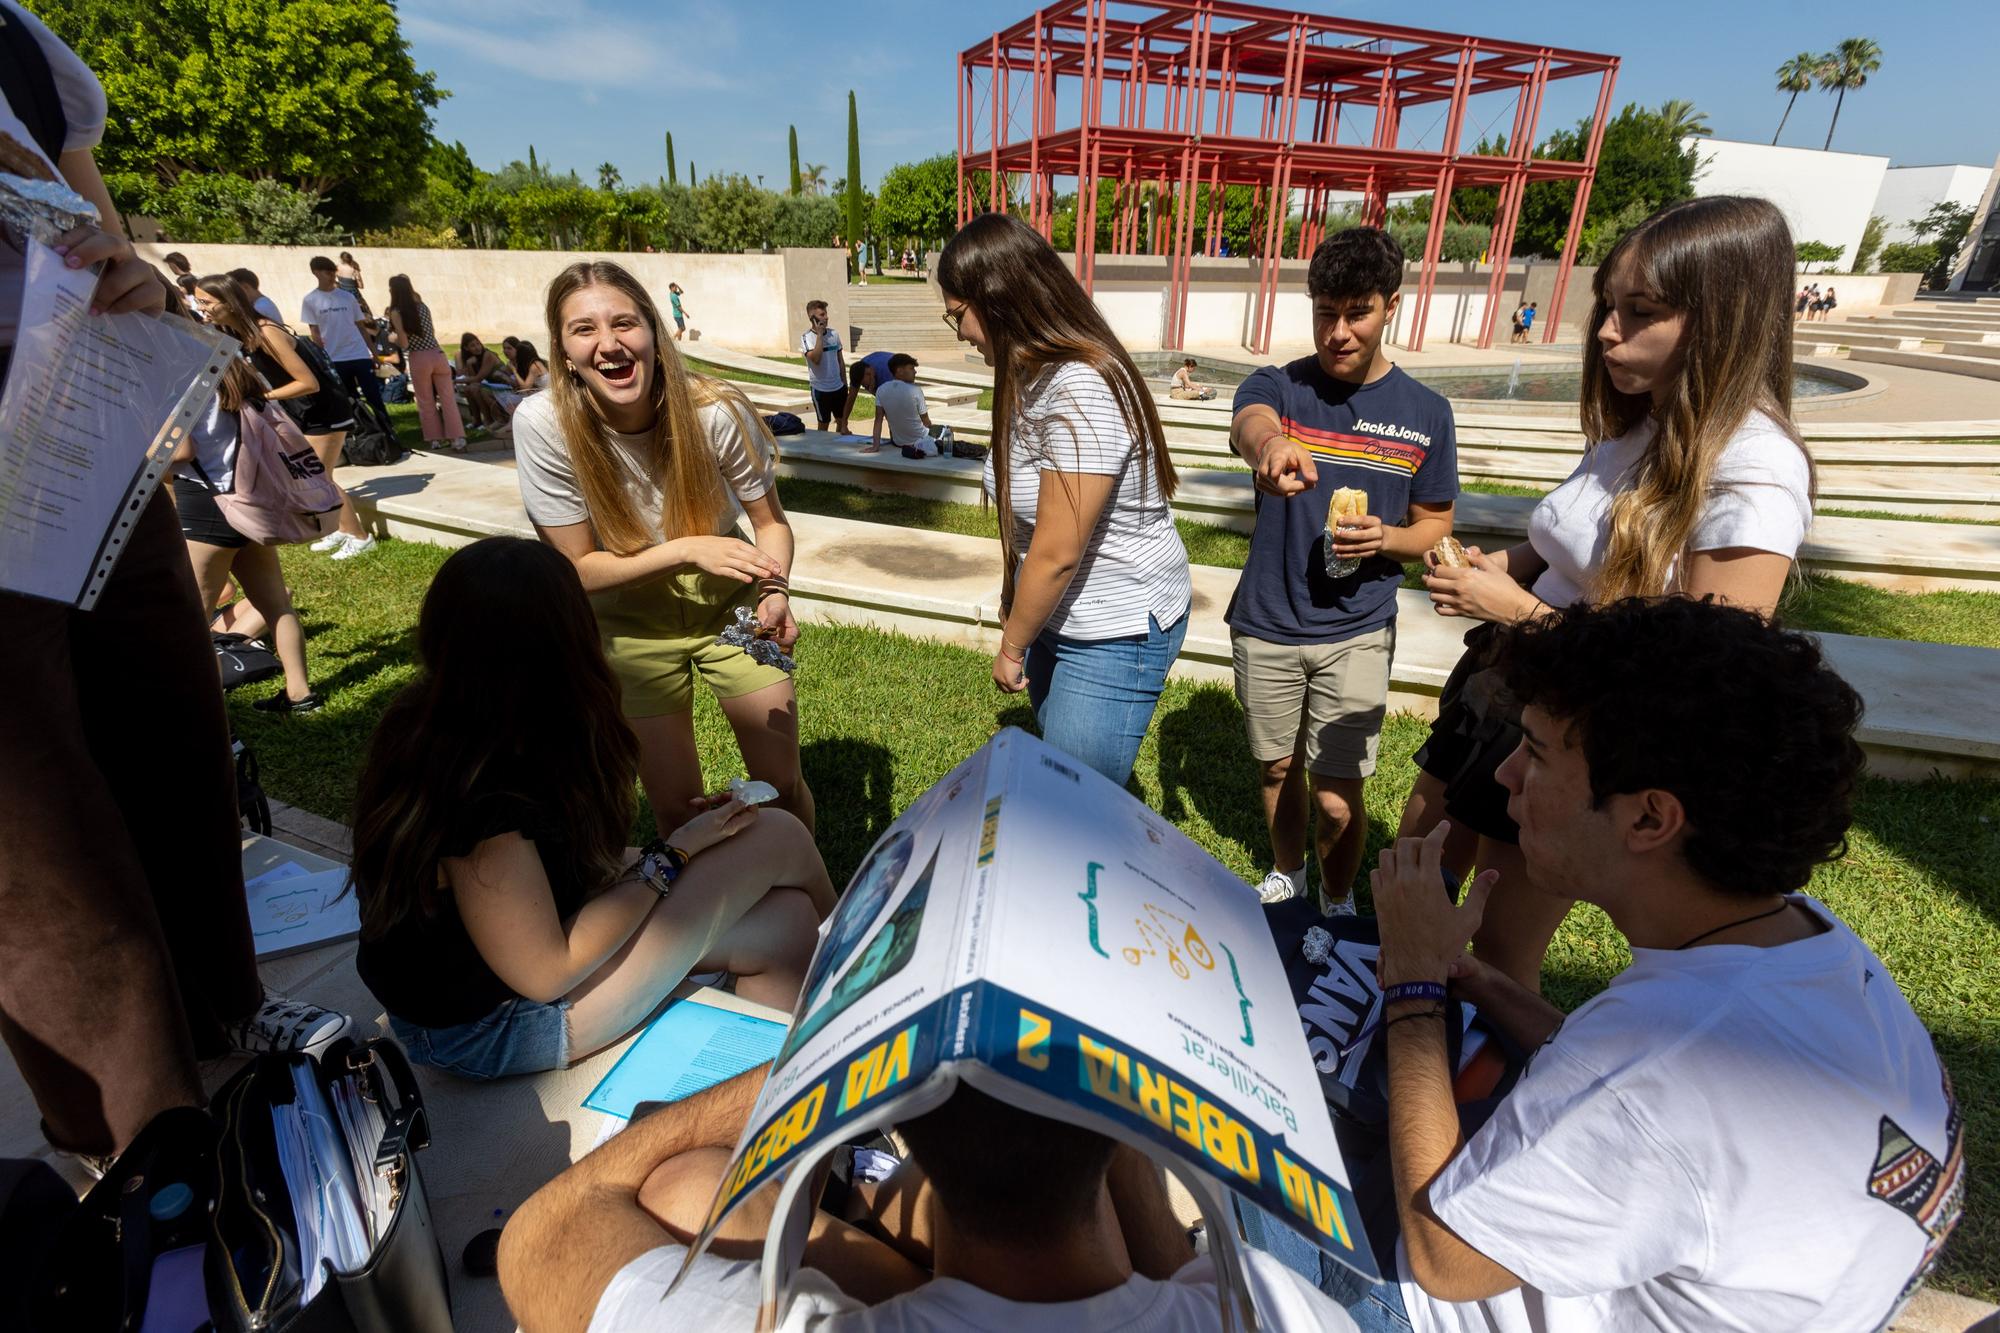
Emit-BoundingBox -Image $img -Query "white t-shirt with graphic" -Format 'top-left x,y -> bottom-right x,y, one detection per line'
1403,897 -> 1963,1333
1527,410 -> 1812,608
801,327 -> 845,391
300,285 -> 371,362
587,1246 -> 1358,1332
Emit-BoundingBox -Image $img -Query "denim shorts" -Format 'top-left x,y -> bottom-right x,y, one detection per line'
389,996 -> 571,1080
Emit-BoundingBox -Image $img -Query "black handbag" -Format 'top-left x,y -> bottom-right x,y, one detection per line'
33,1038 -> 452,1332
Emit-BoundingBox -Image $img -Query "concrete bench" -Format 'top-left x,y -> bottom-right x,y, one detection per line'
333,450 -> 2000,780
1849,347 -> 2000,383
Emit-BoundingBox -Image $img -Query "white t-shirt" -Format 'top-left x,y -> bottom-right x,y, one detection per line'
171,395 -> 239,492
875,377 -> 932,450
587,1245 -> 1358,1332
801,327 -> 846,391
1527,411 -> 1812,608
512,390 -> 774,541
300,285 -> 371,362
983,361 -> 1191,641
252,293 -> 283,326
1403,897 -> 1964,1333
0,1 -> 107,349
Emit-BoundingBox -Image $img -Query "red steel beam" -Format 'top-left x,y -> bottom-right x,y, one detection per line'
1543,61 -> 1619,344
1404,42 -> 1476,353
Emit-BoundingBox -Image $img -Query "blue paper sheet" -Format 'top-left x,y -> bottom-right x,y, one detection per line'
585,1000 -> 787,1121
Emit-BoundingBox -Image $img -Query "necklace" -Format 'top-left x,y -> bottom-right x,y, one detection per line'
1672,901 -> 1792,951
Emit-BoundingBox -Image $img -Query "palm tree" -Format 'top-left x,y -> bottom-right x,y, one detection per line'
598,162 -> 621,191
1658,98 -> 1711,140
1772,52 -> 1823,144
802,162 -> 828,197
1819,37 -> 1882,151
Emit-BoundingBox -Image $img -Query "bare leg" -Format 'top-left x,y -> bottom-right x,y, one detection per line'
227,545 -> 312,701
629,709 -> 704,835
305,430 -> 364,537
1257,752 -> 1309,878
1309,773 -> 1367,909
1467,836 -> 1568,993
1396,770 -> 1479,886
562,810 -> 829,1057
718,677 -> 816,835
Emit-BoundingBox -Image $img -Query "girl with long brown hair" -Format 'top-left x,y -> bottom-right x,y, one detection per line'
193,274 -> 375,560
1400,195 -> 1815,989
512,261 -> 814,834
349,538 -> 832,1079
937,212 -> 1192,786
384,273 -> 465,452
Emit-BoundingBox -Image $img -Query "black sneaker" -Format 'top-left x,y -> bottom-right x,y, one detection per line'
229,992 -> 353,1059
252,690 -> 324,715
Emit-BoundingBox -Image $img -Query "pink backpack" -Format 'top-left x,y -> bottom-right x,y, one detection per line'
214,402 -> 345,544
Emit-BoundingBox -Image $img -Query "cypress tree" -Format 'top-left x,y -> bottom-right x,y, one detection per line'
789,125 -> 802,196
845,92 -> 862,260
528,144 -> 539,179
665,131 -> 677,185
690,162 -> 697,187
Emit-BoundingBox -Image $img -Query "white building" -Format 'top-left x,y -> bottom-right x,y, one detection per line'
1683,137 -> 1888,270
1874,163 -> 1993,245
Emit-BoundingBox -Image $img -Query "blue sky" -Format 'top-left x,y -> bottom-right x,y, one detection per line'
402,0 -> 1999,189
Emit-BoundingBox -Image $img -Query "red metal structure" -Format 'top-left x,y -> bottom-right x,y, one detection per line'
957,2 -> 1618,353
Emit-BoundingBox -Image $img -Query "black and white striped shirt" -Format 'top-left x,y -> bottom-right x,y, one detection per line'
985,361 -> 1191,640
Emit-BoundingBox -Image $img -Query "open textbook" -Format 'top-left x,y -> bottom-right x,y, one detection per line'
680,728 -> 1375,1327
0,238 -> 233,607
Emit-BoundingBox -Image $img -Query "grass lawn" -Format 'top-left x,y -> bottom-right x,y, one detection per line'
234,536 -> 1998,1300
774,477 -> 2000,650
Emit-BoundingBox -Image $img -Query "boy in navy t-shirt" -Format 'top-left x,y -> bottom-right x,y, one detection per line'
1227,227 -> 1458,912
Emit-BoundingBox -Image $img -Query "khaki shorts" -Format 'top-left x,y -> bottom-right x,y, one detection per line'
592,567 -> 790,717
1231,624 -> 1395,779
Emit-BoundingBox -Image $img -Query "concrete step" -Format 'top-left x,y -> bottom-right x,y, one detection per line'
1795,331 -> 1929,353
1844,320 -> 2000,342
334,448 -> 2000,780
1849,347 -> 2000,382
1940,341 -> 2000,361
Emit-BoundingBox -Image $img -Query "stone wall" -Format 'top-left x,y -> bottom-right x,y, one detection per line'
136,244 -> 848,356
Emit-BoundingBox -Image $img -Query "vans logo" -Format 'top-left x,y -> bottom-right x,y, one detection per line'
281,448 -> 326,480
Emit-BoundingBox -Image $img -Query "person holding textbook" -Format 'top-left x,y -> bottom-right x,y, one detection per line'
1228,228 -> 1457,913
938,212 -> 1192,788
513,261 -> 816,835
1400,196 -> 1814,991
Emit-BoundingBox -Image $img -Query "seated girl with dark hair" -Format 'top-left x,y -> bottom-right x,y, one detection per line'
349,537 -> 834,1080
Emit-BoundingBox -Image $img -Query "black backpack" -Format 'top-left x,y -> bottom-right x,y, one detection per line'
341,418 -> 403,466
214,631 -> 280,691
764,411 -> 805,436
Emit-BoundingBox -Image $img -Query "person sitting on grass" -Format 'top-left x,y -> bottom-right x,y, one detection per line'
497,1067 -> 1356,1329
1169,356 -> 1215,400
456,332 -> 520,434
1338,596 -> 1963,1333
347,537 -> 835,1080
865,352 -> 945,457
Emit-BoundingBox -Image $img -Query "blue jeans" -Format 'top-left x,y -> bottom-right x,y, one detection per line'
1238,1198 -> 1412,1331
1026,609 -> 1188,787
389,996 -> 571,1080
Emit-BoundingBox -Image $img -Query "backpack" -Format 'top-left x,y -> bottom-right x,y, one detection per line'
764,411 -> 805,436
209,401 -> 345,544
277,331 -> 355,426
233,734 -> 272,836
214,631 -> 280,691
341,417 -> 403,466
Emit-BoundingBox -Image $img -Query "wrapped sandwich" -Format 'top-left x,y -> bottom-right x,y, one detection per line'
1323,487 -> 1370,579
1432,535 -> 1470,569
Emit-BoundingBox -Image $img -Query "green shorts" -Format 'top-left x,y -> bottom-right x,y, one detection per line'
592,568 -> 790,718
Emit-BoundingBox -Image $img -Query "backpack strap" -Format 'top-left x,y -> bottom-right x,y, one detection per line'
0,6 -> 68,165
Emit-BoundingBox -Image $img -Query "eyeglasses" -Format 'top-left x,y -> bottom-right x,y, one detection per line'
941,303 -> 968,336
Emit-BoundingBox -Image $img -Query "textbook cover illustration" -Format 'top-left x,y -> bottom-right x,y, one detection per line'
679,728 -> 1375,1322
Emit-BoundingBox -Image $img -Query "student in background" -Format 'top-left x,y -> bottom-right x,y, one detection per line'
350,538 -> 832,1080
384,274 -> 467,452
303,255 -> 394,438
336,249 -> 371,317
1519,301 -> 1536,340
867,353 -> 944,457
456,331 -> 518,435
1169,357 -> 1215,399
939,212 -> 1192,788
511,338 -> 550,394
799,299 -> 846,431
227,266 -> 282,325
195,274 -> 374,560
841,347 -> 896,437
668,282 -> 688,340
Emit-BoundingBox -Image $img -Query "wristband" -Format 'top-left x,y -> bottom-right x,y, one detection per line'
999,647 -> 1023,665
633,839 -> 690,899
1382,981 -> 1448,1006
757,587 -> 789,604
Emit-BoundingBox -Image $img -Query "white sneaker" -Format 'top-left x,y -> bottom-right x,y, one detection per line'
229,991 -> 353,1059
330,533 -> 376,560
1322,893 -> 1358,917
1255,870 -> 1299,904
310,530 -> 346,552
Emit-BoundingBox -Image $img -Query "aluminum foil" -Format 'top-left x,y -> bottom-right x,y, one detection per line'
716,604 -> 796,673
1301,925 -> 1334,966
0,172 -> 100,244
1322,526 -> 1363,581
